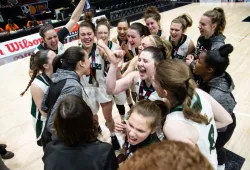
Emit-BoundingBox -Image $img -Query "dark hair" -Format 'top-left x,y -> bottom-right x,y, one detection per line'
53,46 -> 86,72
172,13 -> 193,31
119,141 -> 213,170
144,6 -> 161,22
155,59 -> 210,124
78,11 -> 95,36
203,7 -> 226,35
8,19 -> 14,25
204,44 -> 233,76
54,95 -> 98,146
20,50 -> 50,96
142,46 -> 166,64
96,17 -> 110,32
39,24 -> 54,38
118,18 -> 130,26
130,23 -> 150,37
128,100 -> 169,129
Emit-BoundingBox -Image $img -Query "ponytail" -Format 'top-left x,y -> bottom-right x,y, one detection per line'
52,54 -> 63,73
149,35 -> 172,59
214,7 -> 226,35
182,79 -> 210,124
172,13 -> 193,31
53,46 -> 86,72
20,69 -> 39,96
21,50 -> 50,96
203,7 -> 226,35
155,59 -> 210,124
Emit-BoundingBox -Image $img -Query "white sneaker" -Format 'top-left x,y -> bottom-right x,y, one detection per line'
217,164 -> 225,170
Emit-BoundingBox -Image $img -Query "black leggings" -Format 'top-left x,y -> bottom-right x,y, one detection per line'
215,113 -> 236,165
116,105 -> 125,115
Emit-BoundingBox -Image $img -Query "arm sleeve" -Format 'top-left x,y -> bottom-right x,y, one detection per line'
57,27 -> 70,44
104,147 -> 119,170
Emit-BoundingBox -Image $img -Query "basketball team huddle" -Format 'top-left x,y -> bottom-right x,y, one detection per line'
20,0 -> 236,169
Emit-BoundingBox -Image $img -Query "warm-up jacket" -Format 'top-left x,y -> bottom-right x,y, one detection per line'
199,72 -> 236,131
43,140 -> 118,170
42,69 -> 83,134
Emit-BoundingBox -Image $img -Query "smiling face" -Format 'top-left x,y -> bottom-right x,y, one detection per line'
43,29 -> 59,51
127,29 -> 142,48
138,36 -> 155,54
126,111 -> 153,145
96,25 -> 110,45
193,52 -> 209,77
79,26 -> 95,49
170,22 -> 183,43
198,16 -> 215,38
145,17 -> 159,35
117,21 -> 129,41
137,51 -> 155,81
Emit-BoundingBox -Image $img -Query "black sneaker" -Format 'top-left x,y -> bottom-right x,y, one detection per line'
1,151 -> 14,159
111,135 -> 120,150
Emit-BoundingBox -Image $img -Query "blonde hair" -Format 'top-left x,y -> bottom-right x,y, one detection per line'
172,13 -> 193,31
155,59 -> 210,124
203,7 -> 226,35
148,35 -> 172,59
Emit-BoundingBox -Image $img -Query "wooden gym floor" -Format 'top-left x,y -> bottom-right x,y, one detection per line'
0,2 -> 250,170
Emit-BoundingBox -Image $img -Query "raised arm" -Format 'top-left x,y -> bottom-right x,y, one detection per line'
105,49 -> 139,95
65,0 -> 85,32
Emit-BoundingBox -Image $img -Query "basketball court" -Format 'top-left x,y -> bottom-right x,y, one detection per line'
0,2 -> 250,169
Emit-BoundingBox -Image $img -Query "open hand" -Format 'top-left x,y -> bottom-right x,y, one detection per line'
186,54 -> 194,66
115,122 -> 127,133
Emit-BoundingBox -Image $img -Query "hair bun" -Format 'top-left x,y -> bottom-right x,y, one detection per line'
157,45 -> 167,60
145,6 -> 159,14
219,44 -> 233,58
84,11 -> 93,22
96,17 -> 108,25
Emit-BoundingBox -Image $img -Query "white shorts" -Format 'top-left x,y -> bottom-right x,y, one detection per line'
82,87 -> 100,115
96,86 -> 113,104
113,91 -> 126,105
